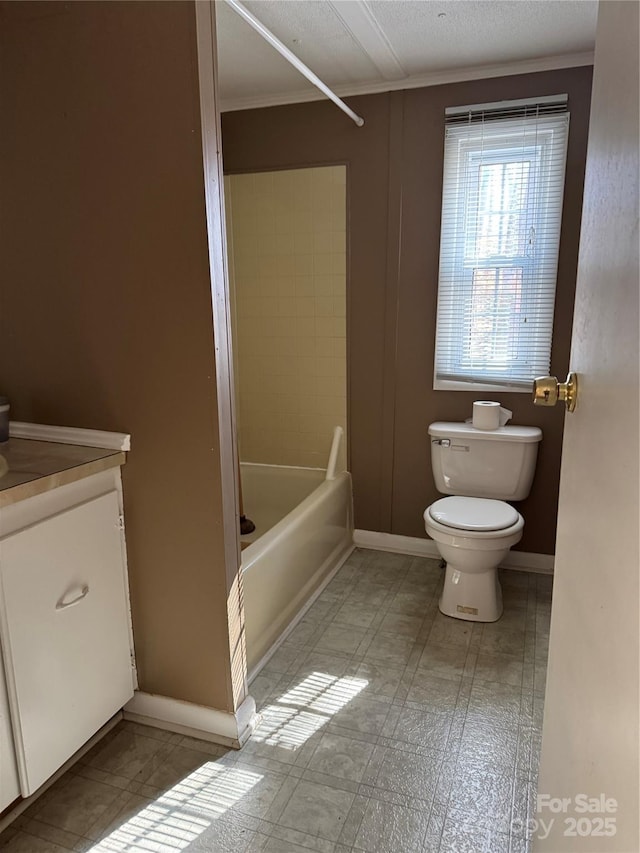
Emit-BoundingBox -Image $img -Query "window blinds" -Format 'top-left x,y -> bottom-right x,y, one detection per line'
434,95 -> 570,390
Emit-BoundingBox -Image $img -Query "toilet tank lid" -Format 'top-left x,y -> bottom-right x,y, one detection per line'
429,422 -> 542,443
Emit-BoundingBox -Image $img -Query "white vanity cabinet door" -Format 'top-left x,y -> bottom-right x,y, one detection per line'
0,490 -> 134,795
0,654 -> 19,811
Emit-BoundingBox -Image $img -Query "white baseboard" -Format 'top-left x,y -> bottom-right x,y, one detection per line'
123,692 -> 258,749
353,529 -> 554,574
499,549 -> 555,574
354,530 -> 441,559
9,421 -> 131,451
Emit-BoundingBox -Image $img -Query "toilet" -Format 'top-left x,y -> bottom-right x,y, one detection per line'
424,421 -> 542,622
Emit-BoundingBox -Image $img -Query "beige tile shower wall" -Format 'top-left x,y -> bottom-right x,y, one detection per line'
225,166 -> 346,468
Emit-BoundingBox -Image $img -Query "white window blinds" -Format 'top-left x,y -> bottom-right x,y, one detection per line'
434,96 -> 570,390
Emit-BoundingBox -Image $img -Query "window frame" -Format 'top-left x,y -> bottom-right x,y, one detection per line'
433,103 -> 570,393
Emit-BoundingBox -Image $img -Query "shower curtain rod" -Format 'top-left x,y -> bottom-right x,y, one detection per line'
223,0 -> 365,127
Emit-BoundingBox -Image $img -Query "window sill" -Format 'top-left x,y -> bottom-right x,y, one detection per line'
434,379 -> 532,393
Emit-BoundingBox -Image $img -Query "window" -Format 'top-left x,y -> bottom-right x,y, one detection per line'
434,96 -> 570,391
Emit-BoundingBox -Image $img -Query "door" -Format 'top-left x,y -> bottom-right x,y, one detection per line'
534,3 -> 639,852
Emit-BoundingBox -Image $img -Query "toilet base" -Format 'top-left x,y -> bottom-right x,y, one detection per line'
439,564 -> 503,622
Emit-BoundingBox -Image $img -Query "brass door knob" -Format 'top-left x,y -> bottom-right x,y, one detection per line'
533,372 -> 578,412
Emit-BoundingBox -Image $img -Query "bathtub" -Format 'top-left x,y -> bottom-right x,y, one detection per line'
241,428 -> 353,678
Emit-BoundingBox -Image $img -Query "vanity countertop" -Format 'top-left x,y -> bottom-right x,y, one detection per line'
0,439 -> 125,508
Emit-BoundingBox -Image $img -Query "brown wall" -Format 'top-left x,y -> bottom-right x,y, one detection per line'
222,66 -> 593,554
0,1 -> 237,711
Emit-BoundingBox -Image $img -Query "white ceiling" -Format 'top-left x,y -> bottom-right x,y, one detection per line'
215,0 -> 597,112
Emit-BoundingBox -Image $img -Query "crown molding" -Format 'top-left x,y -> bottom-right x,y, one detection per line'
219,51 -> 594,113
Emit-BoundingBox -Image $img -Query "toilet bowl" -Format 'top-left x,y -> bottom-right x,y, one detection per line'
424,496 -> 524,621
425,422 -> 542,623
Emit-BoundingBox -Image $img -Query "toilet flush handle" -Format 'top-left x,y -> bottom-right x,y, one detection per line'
532,372 -> 579,412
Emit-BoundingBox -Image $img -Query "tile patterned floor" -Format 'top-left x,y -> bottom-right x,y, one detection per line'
0,548 -> 552,853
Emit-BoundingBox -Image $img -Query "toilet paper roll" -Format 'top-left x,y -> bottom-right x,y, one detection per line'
472,401 -> 501,430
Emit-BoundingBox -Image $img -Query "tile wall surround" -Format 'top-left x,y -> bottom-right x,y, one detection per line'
225,166 -> 347,469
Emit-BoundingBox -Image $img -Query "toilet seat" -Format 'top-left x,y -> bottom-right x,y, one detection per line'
428,496 -> 519,532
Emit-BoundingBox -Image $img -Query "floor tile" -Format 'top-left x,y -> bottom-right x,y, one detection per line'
304,599 -> 339,623
315,623 -> 368,655
483,608 -> 527,636
387,589 -> 433,617
354,796 -> 429,852
467,680 -> 523,727
378,612 -> 424,638
533,663 -> 548,695
5,819 -> 82,853
233,769 -> 290,819
439,808 -> 511,853
474,651 -> 524,687
344,583 -> 390,609
306,732 -> 375,782
266,821 -> 339,852
428,614 -> 475,649
82,789 -> 151,843
250,673 -> 284,709
181,811 -> 266,852
0,832 -> 73,853
421,801 -> 446,851
30,775 -> 122,837
386,706 -> 452,750
371,745 -> 443,800
278,779 -> 355,841
0,549 -> 552,853
328,694 -> 391,737
433,752 -> 459,806
448,763 -> 515,829
534,632 -> 550,662
135,743 -> 215,795
362,631 -> 416,666
333,601 -> 380,629
262,645 -> 307,675
417,643 -> 470,680
457,720 -> 519,773
348,660 -> 402,700
283,618 -> 327,649
80,725 -> 166,782
405,671 -> 462,714
480,628 -> 526,657
292,648 -> 353,680
263,837 -> 328,853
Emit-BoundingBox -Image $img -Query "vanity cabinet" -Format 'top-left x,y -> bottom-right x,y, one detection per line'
0,453 -> 134,799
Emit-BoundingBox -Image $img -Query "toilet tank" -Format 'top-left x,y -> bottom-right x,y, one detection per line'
429,422 -> 543,501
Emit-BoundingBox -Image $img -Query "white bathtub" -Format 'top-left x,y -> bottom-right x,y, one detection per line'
240,431 -> 353,677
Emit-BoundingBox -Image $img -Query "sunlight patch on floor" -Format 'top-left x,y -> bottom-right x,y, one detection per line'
251,671 -> 368,750
88,763 -> 262,852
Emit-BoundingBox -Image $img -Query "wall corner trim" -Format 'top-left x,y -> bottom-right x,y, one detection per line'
9,422 -> 131,451
353,529 -> 555,574
123,692 -> 259,748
